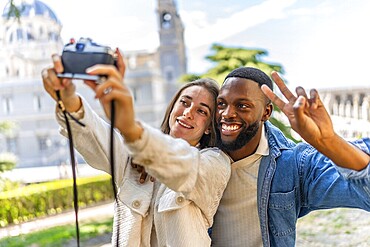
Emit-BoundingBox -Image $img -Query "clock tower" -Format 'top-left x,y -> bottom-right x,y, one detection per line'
157,0 -> 187,101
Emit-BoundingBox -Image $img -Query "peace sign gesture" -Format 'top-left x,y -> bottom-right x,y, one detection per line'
261,71 -> 334,146
261,72 -> 369,171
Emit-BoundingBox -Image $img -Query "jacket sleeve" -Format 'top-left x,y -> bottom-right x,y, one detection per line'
55,96 -> 129,186
335,138 -> 370,180
126,122 -> 231,225
301,137 -> 370,210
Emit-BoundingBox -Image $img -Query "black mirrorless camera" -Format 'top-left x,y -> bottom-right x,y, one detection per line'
57,38 -> 116,81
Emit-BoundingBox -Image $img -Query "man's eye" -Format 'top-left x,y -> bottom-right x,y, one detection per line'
238,104 -> 250,109
217,102 -> 225,108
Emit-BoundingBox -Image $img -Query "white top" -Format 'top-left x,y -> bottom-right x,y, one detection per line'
56,97 -> 231,247
211,125 -> 269,247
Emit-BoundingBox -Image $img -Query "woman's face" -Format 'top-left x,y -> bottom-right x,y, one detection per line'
169,85 -> 214,146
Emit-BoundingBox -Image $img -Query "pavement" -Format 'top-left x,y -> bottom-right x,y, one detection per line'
0,202 -> 114,246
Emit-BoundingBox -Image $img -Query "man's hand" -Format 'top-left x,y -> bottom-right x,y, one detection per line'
261,71 -> 334,147
261,71 -> 369,171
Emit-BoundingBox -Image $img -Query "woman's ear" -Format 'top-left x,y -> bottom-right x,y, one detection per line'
204,128 -> 211,135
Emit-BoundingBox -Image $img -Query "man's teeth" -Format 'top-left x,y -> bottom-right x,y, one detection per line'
222,124 -> 240,131
178,120 -> 192,128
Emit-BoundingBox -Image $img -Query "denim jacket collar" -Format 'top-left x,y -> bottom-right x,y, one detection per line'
257,121 -> 296,247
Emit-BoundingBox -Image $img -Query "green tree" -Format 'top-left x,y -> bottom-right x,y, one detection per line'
0,152 -> 17,173
0,121 -> 18,191
181,43 -> 299,142
181,43 -> 284,84
4,0 -> 23,19
0,121 -> 17,135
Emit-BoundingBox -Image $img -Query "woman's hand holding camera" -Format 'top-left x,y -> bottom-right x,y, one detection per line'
41,55 -> 81,112
42,47 -> 143,142
84,49 -> 143,142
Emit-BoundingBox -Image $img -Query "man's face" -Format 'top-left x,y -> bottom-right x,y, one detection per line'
216,77 -> 270,152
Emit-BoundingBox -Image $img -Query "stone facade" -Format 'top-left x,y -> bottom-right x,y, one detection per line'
0,0 -> 186,168
319,87 -> 370,139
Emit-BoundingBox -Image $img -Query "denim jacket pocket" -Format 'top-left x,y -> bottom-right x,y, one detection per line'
158,189 -> 191,213
268,188 -> 296,237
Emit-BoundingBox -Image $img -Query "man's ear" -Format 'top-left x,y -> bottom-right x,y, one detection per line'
262,103 -> 273,122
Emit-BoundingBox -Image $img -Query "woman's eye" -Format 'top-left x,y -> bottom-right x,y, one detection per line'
180,99 -> 188,106
198,109 -> 207,115
217,102 -> 225,108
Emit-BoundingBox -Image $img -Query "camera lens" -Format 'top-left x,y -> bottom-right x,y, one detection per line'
76,43 -> 85,51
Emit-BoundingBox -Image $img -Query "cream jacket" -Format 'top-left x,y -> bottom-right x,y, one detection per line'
56,97 -> 231,247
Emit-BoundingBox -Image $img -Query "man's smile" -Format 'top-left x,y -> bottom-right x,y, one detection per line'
220,122 -> 243,136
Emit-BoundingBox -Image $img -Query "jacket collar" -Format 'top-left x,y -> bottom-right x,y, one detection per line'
264,121 -> 296,159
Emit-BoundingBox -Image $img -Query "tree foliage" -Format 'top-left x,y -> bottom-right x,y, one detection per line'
0,121 -> 17,135
0,121 -> 18,189
0,153 -> 16,173
180,43 -> 299,142
4,0 -> 23,19
180,43 -> 284,84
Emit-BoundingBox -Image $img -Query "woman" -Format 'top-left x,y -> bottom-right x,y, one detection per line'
42,49 -> 230,246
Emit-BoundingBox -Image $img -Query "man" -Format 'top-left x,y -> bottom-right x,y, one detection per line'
210,67 -> 370,246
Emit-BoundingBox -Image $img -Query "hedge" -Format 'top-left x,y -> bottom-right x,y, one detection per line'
0,175 -> 114,227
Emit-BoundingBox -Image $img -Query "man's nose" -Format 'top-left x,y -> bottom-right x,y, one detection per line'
221,105 -> 237,119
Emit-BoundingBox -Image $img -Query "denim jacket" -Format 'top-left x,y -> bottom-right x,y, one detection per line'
258,121 -> 370,247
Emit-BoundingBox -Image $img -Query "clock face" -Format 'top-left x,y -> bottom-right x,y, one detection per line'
163,13 -> 172,21
162,12 -> 172,29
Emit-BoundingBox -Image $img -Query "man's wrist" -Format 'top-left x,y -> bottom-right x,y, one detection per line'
316,134 -> 369,170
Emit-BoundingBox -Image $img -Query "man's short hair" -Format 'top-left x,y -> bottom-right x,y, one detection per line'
224,67 -> 273,90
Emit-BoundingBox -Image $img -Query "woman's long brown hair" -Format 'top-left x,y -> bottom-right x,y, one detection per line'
160,78 -> 219,149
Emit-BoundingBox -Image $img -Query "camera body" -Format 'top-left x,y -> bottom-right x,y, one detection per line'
57,38 -> 115,81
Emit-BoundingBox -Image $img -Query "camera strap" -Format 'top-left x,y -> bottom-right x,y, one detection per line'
109,100 -> 121,247
56,90 -> 82,247
55,91 -> 120,246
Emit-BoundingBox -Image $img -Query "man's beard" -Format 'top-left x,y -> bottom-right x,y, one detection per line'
217,121 -> 260,152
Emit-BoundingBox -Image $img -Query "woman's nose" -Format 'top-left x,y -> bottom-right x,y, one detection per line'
183,106 -> 194,119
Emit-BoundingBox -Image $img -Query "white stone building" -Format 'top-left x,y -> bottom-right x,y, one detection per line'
319,87 -> 370,140
0,0 -> 186,168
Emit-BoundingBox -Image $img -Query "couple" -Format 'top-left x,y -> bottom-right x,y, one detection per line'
42,49 -> 370,247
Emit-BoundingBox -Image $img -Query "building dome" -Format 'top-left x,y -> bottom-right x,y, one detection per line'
2,0 -> 60,24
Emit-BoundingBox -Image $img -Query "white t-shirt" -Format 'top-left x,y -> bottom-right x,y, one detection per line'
211,125 -> 269,247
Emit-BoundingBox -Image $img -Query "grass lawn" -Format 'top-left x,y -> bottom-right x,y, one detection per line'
0,218 -> 113,247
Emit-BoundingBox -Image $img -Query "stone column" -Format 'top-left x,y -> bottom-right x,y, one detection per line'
339,94 -> 346,117
345,99 -> 352,118
361,97 -> 369,121
353,94 -> 360,119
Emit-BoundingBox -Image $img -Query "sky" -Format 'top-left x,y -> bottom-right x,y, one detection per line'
2,0 -> 370,90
